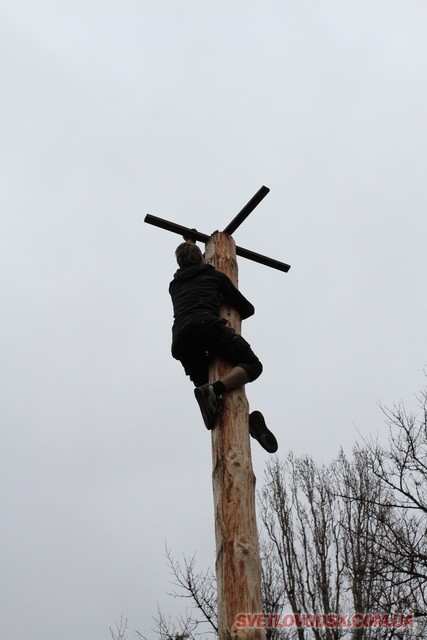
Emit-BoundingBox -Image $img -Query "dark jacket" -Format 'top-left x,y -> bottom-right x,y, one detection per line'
169,263 -> 254,344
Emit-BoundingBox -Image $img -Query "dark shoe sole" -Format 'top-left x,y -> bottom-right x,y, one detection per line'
194,386 -> 220,430
249,411 -> 278,453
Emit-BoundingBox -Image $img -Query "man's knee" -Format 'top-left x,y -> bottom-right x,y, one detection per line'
246,358 -> 263,382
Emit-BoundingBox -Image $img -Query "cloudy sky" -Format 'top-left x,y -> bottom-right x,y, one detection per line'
1,1 -> 426,639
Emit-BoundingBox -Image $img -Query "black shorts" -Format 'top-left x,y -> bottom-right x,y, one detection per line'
172,315 -> 263,387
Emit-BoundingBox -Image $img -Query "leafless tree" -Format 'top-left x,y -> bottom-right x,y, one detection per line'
369,387 -> 427,514
259,454 -> 346,640
332,448 -> 408,640
360,384 -> 427,627
139,448 -> 423,640
163,546 -> 218,638
110,615 -> 129,640
259,446 -> 425,640
127,386 -> 427,640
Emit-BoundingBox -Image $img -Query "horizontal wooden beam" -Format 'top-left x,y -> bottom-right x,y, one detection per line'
144,214 -> 209,243
144,214 -> 290,273
236,244 -> 290,272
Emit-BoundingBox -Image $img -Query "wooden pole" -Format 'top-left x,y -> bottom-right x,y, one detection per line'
205,232 -> 265,640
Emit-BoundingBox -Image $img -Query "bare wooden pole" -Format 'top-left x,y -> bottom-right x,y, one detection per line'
205,232 -> 265,640
144,186 -> 290,639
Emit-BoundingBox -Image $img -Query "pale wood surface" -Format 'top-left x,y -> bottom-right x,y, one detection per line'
205,232 -> 265,640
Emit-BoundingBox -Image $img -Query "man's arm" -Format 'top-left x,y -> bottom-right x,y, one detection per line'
216,272 -> 255,320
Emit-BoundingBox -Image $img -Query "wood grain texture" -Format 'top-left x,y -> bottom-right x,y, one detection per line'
205,232 -> 265,640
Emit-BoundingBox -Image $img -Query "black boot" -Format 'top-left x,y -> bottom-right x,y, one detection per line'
194,384 -> 221,430
249,411 -> 278,453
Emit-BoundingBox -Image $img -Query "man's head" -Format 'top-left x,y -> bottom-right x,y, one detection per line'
175,241 -> 204,268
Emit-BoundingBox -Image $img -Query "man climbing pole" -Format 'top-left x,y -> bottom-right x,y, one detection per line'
169,239 -> 278,453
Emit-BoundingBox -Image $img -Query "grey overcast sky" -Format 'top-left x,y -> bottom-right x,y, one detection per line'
1,1 -> 426,639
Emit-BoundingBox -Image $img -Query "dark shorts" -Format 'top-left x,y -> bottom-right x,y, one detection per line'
172,314 -> 263,387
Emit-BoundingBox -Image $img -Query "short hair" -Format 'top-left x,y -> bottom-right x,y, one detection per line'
175,242 -> 204,268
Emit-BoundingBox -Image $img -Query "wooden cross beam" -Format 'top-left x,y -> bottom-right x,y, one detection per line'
144,187 -> 290,640
144,186 -> 291,273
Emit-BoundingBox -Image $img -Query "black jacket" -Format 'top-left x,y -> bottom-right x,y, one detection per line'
169,263 -> 254,340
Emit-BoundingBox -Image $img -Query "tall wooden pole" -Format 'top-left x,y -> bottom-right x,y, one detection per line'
144,186 -> 290,639
205,232 -> 265,640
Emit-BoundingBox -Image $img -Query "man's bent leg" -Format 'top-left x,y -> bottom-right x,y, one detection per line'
192,363 -> 249,429
219,366 -> 249,392
211,330 -> 278,452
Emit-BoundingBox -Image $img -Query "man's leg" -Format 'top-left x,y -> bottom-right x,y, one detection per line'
190,320 -> 277,451
194,327 -> 260,429
209,331 -> 278,453
214,365 -> 249,394
199,360 -> 252,418
192,364 -> 250,431
212,330 -> 262,393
